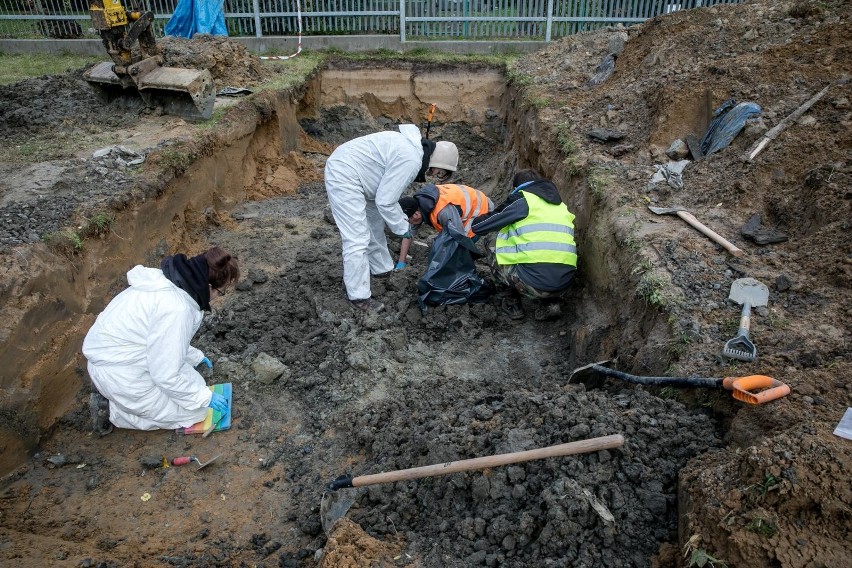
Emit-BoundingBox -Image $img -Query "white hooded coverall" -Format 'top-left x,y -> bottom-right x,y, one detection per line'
325,125 -> 423,301
82,265 -> 213,430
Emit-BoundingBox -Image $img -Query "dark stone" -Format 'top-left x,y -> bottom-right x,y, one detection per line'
140,456 -> 163,469
740,212 -> 789,244
775,274 -> 793,291
586,128 -> 626,142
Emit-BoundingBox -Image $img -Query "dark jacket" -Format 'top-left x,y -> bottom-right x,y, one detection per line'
471,179 -> 576,293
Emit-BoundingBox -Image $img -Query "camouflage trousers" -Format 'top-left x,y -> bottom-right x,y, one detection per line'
484,241 -> 564,300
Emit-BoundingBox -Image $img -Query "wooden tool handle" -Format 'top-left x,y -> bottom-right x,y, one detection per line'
676,210 -> 744,257
351,434 -> 625,488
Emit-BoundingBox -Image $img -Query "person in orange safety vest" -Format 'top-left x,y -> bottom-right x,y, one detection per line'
396,183 -> 494,270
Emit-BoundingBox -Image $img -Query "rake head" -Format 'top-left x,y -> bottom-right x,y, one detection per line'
722,334 -> 757,362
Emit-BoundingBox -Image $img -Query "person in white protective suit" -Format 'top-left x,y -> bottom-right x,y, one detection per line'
324,124 -> 459,312
82,246 -> 239,435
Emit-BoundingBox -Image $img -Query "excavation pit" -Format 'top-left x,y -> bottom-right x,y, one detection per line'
2,5 -> 851,563
0,63 -> 721,566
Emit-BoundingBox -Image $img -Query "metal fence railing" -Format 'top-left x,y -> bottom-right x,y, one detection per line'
0,1 -> 740,42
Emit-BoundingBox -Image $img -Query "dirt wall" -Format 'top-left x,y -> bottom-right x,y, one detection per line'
0,90 -> 303,475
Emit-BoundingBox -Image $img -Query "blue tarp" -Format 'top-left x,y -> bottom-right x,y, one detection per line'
164,0 -> 228,38
700,99 -> 762,156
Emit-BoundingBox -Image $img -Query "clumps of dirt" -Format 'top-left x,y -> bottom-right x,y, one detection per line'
320,519 -> 405,567
329,385 -> 719,566
0,71 -> 138,145
682,421 -> 852,567
159,34 -> 272,90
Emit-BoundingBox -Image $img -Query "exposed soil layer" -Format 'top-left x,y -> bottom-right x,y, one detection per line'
0,1 -> 851,567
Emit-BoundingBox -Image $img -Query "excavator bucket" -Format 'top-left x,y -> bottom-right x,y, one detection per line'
84,62 -> 216,121
137,66 -> 216,121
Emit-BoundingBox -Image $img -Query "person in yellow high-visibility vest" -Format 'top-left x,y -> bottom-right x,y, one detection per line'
471,169 -> 577,321
396,182 -> 493,269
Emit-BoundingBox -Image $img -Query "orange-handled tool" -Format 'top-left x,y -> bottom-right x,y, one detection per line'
722,375 -> 790,405
425,103 -> 437,139
568,361 -> 790,405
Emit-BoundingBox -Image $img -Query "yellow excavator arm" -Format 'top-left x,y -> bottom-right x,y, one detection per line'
84,0 -> 216,121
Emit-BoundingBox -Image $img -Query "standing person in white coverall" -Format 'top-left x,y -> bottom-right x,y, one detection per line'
82,246 -> 239,435
324,124 -> 459,312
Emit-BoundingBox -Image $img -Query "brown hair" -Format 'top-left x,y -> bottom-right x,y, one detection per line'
513,169 -> 543,188
205,246 -> 239,290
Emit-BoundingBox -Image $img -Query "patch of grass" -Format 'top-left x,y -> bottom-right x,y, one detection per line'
83,211 -> 115,237
658,386 -> 678,400
327,47 -> 508,67
745,517 -> 778,538
528,96 -> 549,109
636,272 -> 667,307
667,332 -> 692,359
766,311 -> 790,330
555,122 -> 580,177
43,228 -> 84,255
587,165 -> 610,200
257,51 -> 327,91
683,535 -> 728,568
623,231 -> 642,253
157,145 -> 197,176
744,474 -> 781,507
197,106 -> 229,130
505,63 -> 533,87
720,317 -> 740,338
631,257 -> 654,276
0,52 -> 102,85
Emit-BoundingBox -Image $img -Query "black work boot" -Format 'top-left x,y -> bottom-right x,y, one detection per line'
500,296 -> 525,320
89,392 -> 113,437
350,297 -> 385,313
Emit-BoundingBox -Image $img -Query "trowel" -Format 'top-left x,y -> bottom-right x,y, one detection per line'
170,454 -> 222,470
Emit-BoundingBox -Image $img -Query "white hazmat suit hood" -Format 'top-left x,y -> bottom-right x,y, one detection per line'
83,265 -> 212,430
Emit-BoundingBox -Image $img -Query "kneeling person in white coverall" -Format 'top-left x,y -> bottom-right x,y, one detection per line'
82,246 -> 239,434
324,124 -> 458,312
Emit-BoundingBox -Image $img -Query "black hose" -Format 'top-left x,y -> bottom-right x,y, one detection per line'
590,365 -> 723,388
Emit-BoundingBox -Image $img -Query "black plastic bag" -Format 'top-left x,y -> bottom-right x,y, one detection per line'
417,225 -> 493,310
700,99 -> 762,156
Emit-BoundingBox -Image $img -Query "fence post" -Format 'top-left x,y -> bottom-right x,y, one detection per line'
400,0 -> 406,43
253,0 -> 262,38
545,0 -> 553,43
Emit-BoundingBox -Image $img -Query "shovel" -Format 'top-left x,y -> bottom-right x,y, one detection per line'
568,360 -> 789,405
722,277 -> 769,362
648,206 -> 744,257
320,434 -> 625,534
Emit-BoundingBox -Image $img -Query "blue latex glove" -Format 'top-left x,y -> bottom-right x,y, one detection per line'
209,392 -> 229,413
394,261 -> 407,271
198,357 -> 213,369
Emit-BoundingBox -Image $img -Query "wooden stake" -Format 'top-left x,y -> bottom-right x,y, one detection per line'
744,85 -> 831,162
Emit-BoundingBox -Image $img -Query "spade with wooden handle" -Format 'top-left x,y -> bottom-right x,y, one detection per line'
320,434 -> 625,534
648,205 -> 744,257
